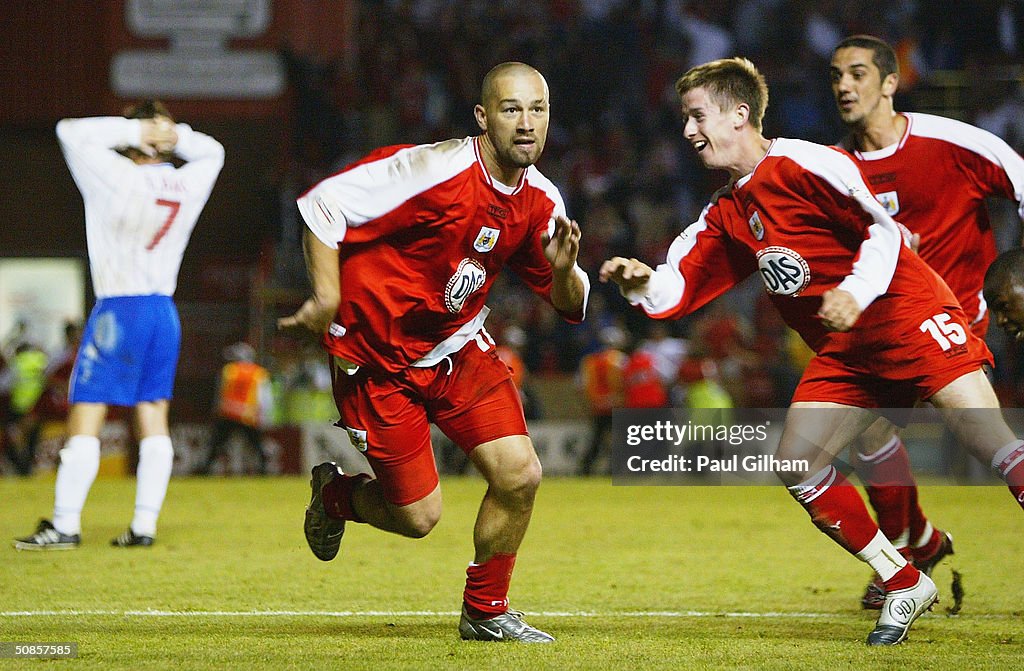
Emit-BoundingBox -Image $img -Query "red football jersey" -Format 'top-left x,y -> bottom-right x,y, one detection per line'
626,138 -> 989,373
839,112 -> 1024,329
623,350 -> 669,409
297,137 -> 589,373
580,348 -> 627,413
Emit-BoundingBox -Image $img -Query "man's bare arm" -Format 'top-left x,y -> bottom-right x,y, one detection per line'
277,228 -> 341,337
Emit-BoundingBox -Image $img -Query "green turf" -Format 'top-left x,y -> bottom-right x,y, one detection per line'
1,475 -> 1022,669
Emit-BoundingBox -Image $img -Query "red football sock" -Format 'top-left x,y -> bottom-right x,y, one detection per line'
883,562 -> 921,592
859,437 -> 915,547
864,485 -> 909,546
912,523 -> 942,562
321,473 -> 373,522
463,553 -> 516,620
906,482 -> 930,552
993,440 -> 1024,510
788,465 -> 879,554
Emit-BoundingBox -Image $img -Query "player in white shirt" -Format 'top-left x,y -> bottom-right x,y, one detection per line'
14,101 -> 224,550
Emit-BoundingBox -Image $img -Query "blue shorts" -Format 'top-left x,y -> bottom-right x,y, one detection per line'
69,295 -> 181,406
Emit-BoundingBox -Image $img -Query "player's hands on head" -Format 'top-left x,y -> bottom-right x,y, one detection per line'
599,257 -> 653,294
277,297 -> 336,341
818,288 -> 862,332
542,215 -> 581,273
140,117 -> 178,157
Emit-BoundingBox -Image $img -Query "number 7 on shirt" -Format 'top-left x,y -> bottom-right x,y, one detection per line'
146,198 -> 181,251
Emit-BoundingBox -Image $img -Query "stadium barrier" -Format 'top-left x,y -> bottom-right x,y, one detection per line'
1,416 -> 998,481
3,420 -> 594,477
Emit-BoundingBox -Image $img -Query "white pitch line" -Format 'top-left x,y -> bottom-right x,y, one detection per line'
0,609 -> 1012,619
0,609 -> 833,618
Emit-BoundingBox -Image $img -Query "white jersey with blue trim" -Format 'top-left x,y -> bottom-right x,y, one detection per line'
56,116 -> 225,298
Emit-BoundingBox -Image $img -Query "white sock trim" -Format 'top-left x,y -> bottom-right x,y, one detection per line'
912,521 -> 935,549
855,530 -> 909,582
992,439 -> 1024,476
787,465 -> 837,504
857,436 -> 901,464
892,528 -> 910,550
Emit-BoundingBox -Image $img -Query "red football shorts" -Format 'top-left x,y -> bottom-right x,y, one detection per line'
330,337 -> 527,506
794,304 -> 993,408
970,313 -> 989,340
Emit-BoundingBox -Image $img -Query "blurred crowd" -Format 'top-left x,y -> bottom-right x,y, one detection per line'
274,0 -> 1024,408
0,320 -> 338,475
0,320 -> 81,474
7,1 -> 1024,475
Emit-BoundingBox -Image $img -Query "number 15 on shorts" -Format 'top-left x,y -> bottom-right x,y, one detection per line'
920,313 -> 967,351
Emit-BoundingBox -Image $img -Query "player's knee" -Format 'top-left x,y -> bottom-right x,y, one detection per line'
772,453 -> 814,487
494,452 -> 543,505
403,512 -> 441,539
395,497 -> 442,539
520,455 -> 543,493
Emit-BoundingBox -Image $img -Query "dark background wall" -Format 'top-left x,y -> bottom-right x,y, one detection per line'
0,0 -> 353,261
0,1 -> 354,417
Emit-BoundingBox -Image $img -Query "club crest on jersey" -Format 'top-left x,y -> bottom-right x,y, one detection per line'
445,258 -> 487,313
756,246 -> 811,297
343,426 -> 368,453
473,226 -> 500,253
748,211 -> 765,240
875,190 -> 900,215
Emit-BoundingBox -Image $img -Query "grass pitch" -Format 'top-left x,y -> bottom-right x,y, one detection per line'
1,475 -> 1022,669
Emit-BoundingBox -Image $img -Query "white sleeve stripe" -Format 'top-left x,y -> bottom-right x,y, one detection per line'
528,166 -> 568,221
298,196 -> 345,249
908,112 -> 1024,220
523,167 -> 587,316
772,139 -> 872,206
627,211 -> 710,314
773,139 -> 901,309
836,217 -> 903,310
297,138 -> 476,245
574,264 -> 592,317
315,199 -> 336,226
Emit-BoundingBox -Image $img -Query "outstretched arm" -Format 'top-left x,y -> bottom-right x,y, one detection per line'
597,204 -> 752,321
599,257 -> 654,296
277,228 -> 340,339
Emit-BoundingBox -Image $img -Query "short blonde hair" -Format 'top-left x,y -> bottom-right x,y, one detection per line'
675,58 -> 769,131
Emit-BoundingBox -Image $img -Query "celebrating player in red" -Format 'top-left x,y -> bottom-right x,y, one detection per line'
279,62 -> 588,643
985,249 -> 1024,340
829,34 -> 1024,610
601,57 -> 1024,646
